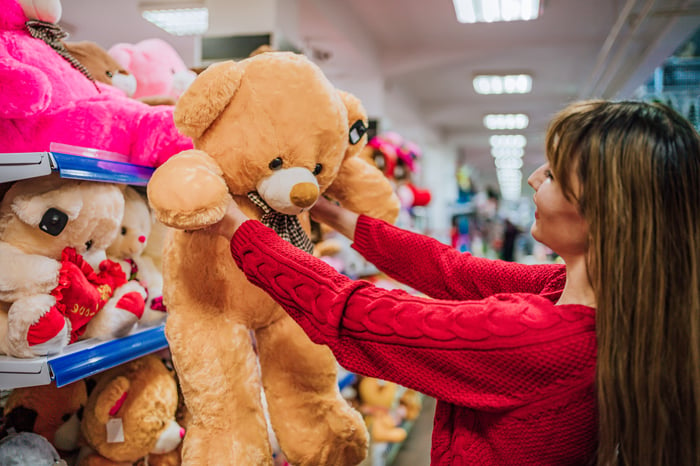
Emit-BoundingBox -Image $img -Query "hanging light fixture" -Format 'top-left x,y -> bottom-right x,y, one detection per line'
140,2 -> 209,36
453,0 -> 540,24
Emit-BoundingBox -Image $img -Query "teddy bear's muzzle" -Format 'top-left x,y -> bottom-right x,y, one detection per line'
290,182 -> 319,209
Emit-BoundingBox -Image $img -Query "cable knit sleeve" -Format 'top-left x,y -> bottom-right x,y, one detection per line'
352,215 -> 566,300
230,220 -> 596,411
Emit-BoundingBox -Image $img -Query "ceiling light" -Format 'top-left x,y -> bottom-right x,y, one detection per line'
491,147 -> 525,158
474,74 -> 532,95
453,0 -> 540,24
494,156 -> 523,169
497,168 -> 523,200
484,113 -> 529,130
490,134 -> 527,148
141,6 -> 208,36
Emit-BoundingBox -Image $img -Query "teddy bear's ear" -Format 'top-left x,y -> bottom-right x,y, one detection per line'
174,60 -> 244,140
337,90 -> 369,160
11,187 -> 83,228
94,376 -> 131,424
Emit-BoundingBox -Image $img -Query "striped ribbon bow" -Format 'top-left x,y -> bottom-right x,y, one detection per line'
247,192 -> 315,254
25,19 -> 97,86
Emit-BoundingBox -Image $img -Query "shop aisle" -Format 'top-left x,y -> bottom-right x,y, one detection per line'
391,396 -> 436,466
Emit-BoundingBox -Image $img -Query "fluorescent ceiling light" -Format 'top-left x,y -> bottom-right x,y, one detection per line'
453,0 -> 540,23
492,147 -> 524,158
142,7 -> 208,36
495,156 -> 523,169
490,134 -> 527,148
474,74 -> 532,95
484,113 -> 529,130
497,168 -> 523,200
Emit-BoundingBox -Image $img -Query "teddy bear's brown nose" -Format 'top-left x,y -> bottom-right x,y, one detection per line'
290,182 -> 319,208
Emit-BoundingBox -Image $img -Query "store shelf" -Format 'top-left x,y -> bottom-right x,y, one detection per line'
0,324 -> 168,390
0,149 -> 154,186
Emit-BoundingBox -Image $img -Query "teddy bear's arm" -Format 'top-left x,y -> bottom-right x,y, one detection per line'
325,157 -> 401,224
147,149 -> 230,230
0,241 -> 60,301
0,57 -> 51,118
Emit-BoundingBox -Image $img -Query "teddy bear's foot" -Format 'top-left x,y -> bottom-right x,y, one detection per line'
83,281 -> 146,340
27,310 -> 69,356
277,397 -> 369,466
7,295 -> 69,358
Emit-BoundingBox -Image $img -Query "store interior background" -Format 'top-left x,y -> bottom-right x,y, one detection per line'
59,0 -> 700,260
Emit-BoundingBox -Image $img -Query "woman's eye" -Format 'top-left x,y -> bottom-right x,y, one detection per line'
312,164 -> 323,175
269,157 -> 283,170
544,170 -> 554,179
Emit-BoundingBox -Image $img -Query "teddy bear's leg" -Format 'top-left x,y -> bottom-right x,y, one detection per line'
256,313 -> 369,466
6,295 -> 69,358
166,316 -> 273,465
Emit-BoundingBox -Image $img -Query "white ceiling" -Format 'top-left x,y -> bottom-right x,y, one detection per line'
59,0 -> 700,195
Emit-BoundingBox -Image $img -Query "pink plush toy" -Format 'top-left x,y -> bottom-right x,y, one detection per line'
0,0 -> 193,168
108,38 -> 197,104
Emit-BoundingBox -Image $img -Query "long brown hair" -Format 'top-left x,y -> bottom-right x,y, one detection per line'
546,100 -> 700,465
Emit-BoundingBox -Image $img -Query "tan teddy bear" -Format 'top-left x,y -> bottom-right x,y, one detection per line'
78,354 -> 185,466
146,51 -> 400,466
0,175 -> 147,358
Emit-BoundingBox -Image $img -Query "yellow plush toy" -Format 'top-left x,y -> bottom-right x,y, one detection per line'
146,51 -> 400,466
78,354 -> 184,466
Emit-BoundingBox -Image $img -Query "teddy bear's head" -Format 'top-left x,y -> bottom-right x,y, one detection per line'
172,51 -> 368,215
106,186 -> 150,261
108,38 -> 196,101
0,175 -> 125,269
80,354 -> 184,463
64,40 -> 137,97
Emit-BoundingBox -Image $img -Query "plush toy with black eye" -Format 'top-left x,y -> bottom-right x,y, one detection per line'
0,174 -> 147,358
147,52 -> 400,466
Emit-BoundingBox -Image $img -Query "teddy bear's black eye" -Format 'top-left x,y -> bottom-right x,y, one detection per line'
85,240 -> 93,251
106,70 -> 113,78
312,164 -> 323,175
269,157 -> 283,170
121,227 -> 127,235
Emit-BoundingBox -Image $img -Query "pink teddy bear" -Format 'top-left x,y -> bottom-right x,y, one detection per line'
109,38 -> 197,105
0,0 -> 193,168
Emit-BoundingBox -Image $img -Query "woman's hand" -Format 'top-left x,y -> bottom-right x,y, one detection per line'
205,197 -> 250,240
310,196 -> 360,241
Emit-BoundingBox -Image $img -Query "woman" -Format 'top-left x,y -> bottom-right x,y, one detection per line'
209,100 -> 700,465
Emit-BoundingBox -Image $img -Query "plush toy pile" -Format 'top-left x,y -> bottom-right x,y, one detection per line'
0,0 -> 192,167
147,51 -> 400,465
0,175 -> 147,357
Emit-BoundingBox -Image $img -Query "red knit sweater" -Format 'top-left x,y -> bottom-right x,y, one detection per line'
230,215 -> 597,465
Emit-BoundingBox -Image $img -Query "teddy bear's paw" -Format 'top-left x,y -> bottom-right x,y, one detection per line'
282,406 -> 369,466
147,150 -> 230,230
7,295 -> 69,358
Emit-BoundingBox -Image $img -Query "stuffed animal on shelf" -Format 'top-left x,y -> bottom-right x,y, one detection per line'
146,51 -> 400,466
357,377 -> 407,444
0,175 -> 147,358
106,186 -> 166,325
2,380 -> 87,455
0,431 -> 66,466
0,0 -> 192,167
78,354 -> 184,466
63,40 -> 137,98
108,38 -> 197,107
